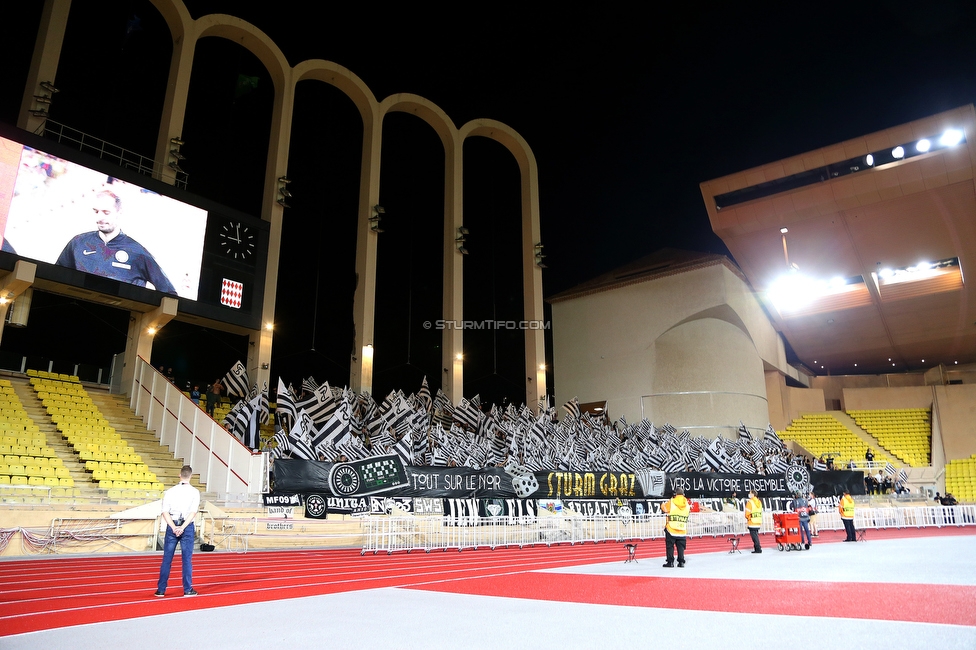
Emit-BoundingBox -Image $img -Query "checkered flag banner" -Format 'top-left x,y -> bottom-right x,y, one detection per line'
884,462 -> 896,477
223,360 -> 248,398
220,278 -> 243,308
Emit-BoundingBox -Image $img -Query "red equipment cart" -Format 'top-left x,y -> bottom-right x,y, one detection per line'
774,512 -> 802,551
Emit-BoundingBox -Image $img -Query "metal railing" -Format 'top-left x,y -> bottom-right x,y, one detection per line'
362,505 -> 976,554
130,357 -> 267,495
39,119 -> 188,189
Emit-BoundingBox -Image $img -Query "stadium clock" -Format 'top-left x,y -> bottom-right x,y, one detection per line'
218,220 -> 256,261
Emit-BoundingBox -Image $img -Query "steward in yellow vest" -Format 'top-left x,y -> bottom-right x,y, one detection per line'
745,491 -> 763,553
839,491 -> 857,541
661,488 -> 690,567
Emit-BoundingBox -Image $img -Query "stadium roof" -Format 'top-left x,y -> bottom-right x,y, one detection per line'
700,105 -> 976,376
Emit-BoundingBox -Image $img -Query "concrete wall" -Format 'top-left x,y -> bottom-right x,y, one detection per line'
551,261 -> 788,436
842,386 -> 934,411
810,374 -> 926,408
840,384 -> 976,464
765,371 -> 829,431
932,385 -> 976,462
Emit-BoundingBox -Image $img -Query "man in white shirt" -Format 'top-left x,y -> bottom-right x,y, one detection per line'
155,465 -> 200,597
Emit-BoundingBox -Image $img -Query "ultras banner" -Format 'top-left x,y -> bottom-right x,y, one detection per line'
273,459 -> 864,500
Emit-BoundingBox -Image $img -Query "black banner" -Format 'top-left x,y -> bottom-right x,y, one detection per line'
263,493 -> 301,506
272,459 -> 864,501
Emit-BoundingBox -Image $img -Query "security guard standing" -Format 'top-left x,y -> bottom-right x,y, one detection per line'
661,486 -> 690,567
745,490 -> 763,553
839,489 -> 857,541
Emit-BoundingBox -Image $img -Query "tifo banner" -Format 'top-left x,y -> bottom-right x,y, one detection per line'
273,459 -> 864,500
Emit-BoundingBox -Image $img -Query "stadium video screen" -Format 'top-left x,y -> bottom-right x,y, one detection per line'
0,135 -> 207,300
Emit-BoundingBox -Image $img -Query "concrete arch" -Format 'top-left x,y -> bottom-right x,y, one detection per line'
650,317 -> 768,433
193,15 -> 290,94
374,93 -> 465,399
460,119 -> 545,407
661,304 -> 757,349
459,119 -> 538,179
293,60 -> 379,125
26,0 -> 547,402
381,93 -> 460,153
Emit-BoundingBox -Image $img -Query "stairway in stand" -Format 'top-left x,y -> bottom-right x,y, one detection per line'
9,378 -> 103,501
82,392 -> 206,494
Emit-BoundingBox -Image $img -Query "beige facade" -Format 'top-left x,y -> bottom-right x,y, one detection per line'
550,253 -> 794,437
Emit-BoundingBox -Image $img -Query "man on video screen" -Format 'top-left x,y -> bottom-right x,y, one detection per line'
56,189 -> 176,294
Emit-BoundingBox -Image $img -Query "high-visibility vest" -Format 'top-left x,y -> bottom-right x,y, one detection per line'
745,497 -> 763,528
839,495 -> 855,519
664,497 -> 690,536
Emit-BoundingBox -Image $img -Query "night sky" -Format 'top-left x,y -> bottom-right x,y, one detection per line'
1,1 -> 975,403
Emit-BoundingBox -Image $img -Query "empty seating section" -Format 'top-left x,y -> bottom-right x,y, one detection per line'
778,413 -> 890,467
945,455 -> 975,503
0,377 -> 81,503
29,374 -> 164,505
846,408 -> 931,467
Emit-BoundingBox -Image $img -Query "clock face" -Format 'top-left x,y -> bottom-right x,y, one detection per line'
218,220 -> 256,261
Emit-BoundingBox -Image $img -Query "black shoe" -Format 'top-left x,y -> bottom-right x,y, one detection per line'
154,590 -> 165,598
184,589 -> 198,596
752,549 -> 762,554
662,562 -> 674,568
805,543 -> 810,550
677,562 -> 685,567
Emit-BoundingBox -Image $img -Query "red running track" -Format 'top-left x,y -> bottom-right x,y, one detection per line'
1,527 -> 973,636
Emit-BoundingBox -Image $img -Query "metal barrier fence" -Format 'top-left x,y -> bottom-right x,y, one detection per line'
361,506 -> 976,554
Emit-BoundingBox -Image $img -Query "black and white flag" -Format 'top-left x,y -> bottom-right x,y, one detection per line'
223,360 -> 248,398
275,378 -> 298,432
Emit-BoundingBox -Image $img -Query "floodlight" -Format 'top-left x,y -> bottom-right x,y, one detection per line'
780,227 -> 789,234
864,153 -> 874,166
891,146 -> 905,159
916,139 -> 931,153
939,129 -> 963,147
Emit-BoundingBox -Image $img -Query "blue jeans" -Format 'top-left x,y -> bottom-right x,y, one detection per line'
799,518 -> 812,545
157,522 -> 194,593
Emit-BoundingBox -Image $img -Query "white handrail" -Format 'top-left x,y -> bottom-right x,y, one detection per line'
129,356 -> 267,494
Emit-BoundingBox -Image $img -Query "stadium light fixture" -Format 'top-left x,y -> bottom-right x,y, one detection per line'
916,139 -> 931,153
369,205 -> 384,233
865,153 -> 874,166
265,322 -> 274,331
940,129 -> 963,147
891,146 -> 905,159
276,177 -> 292,208
147,327 -> 157,335
455,352 -> 463,361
